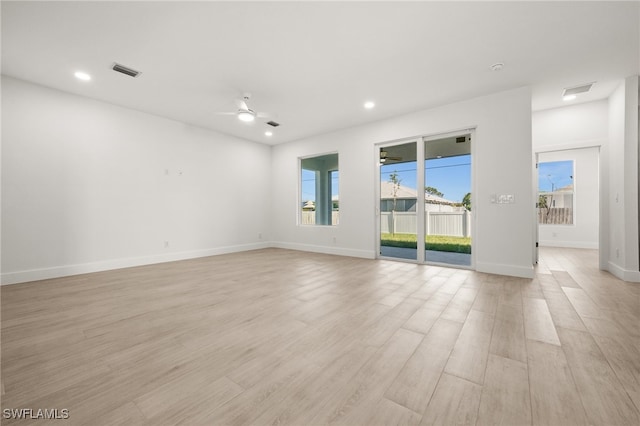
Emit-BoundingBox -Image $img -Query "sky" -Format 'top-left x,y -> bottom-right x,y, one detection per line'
538,160 -> 573,192
302,155 -> 570,204
301,154 -> 472,203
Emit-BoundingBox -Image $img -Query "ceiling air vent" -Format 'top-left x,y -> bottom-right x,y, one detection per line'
112,63 -> 141,78
456,136 -> 467,143
266,121 -> 280,127
562,82 -> 594,97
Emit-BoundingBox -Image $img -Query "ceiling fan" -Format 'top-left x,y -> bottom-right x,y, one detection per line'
215,93 -> 272,123
380,150 -> 402,163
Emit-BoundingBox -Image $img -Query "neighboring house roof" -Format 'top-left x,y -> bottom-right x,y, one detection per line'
380,181 -> 457,205
556,183 -> 574,192
380,181 -> 418,199
540,183 -> 573,194
425,193 -> 457,205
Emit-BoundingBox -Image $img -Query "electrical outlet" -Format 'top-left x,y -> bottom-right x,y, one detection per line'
164,241 -> 169,248
616,248 -> 620,258
332,237 -> 337,244
258,233 -> 262,240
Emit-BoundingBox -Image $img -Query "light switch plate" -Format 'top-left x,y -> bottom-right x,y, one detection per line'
496,194 -> 515,204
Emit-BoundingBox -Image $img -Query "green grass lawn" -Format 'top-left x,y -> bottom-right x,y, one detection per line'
381,233 -> 471,254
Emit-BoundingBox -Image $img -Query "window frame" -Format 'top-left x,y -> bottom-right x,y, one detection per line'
298,152 -> 339,227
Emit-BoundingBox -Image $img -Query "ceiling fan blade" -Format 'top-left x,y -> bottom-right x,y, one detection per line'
235,99 -> 249,111
213,112 -> 236,116
256,112 -> 272,119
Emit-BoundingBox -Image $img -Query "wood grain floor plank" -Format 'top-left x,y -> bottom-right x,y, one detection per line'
420,373 -> 482,426
562,286 -> 605,319
557,327 -> 640,425
476,354 -> 531,426
588,330 -> 640,413
489,303 -> 527,363
362,397 -> 423,426
523,297 -> 560,346
551,270 -> 581,288
385,319 -> 463,414
520,278 -> 545,299
440,287 -> 478,323
402,306 -> 441,335
312,328 -> 424,425
526,340 -> 588,426
540,286 -> 587,332
444,309 -> 494,384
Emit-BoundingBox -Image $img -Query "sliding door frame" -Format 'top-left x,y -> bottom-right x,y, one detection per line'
375,128 -> 476,270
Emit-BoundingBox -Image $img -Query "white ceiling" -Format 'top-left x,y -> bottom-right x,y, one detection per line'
2,1 -> 638,145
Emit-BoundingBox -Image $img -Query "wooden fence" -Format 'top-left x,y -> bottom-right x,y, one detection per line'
538,208 -> 573,225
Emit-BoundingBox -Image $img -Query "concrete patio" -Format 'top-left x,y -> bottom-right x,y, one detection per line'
380,246 -> 471,266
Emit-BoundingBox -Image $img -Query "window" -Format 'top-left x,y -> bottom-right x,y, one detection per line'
538,160 -> 574,225
300,153 -> 339,226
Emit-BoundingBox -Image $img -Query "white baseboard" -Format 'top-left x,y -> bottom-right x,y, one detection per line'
475,261 -> 535,279
607,261 -> 640,282
539,240 -> 598,249
1,242 -> 271,285
2,242 -> 542,285
270,241 -> 376,260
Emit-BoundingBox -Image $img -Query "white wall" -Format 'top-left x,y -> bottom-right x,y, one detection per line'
533,100 -> 608,149
1,77 -> 272,284
536,148 -> 599,249
532,100 -> 608,250
271,87 -> 535,278
607,76 -> 640,281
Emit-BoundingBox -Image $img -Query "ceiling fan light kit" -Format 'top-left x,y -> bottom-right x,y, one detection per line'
237,109 -> 256,122
215,93 -> 274,126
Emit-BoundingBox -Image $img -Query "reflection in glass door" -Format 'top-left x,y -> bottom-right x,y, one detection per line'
379,141 -> 418,261
424,134 -> 472,266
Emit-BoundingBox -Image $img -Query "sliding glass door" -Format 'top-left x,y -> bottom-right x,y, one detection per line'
424,135 -> 472,266
378,132 -> 472,267
379,141 -> 418,261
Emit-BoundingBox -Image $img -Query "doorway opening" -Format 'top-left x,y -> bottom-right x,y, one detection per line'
535,147 -> 600,262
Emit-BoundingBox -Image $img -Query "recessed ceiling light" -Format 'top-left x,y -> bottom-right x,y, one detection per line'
563,94 -> 577,101
265,131 -> 273,137
364,101 -> 375,109
74,71 -> 91,81
490,63 -> 504,72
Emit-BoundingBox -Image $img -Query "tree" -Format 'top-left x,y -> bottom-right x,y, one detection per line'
389,172 -> 402,212
538,194 -> 548,209
426,186 -> 444,197
538,194 -> 553,222
462,192 -> 472,211
389,172 -> 402,235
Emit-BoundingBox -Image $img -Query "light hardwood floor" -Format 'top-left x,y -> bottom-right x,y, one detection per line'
1,247 -> 639,425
